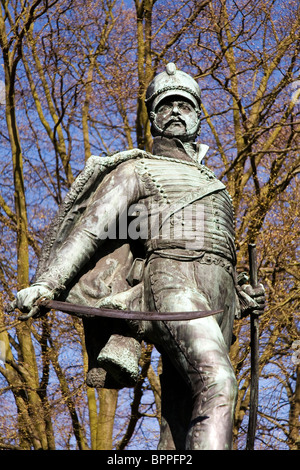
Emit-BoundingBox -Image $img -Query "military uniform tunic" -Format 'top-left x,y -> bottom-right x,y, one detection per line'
35,137 -> 238,450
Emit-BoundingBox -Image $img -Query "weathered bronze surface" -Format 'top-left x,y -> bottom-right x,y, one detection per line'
12,63 -> 265,450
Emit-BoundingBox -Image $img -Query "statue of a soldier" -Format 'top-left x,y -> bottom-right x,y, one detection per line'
12,63 -> 264,450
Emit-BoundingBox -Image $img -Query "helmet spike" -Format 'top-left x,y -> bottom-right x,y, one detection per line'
166,62 -> 177,75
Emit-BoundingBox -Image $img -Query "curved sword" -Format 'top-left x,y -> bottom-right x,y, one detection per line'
17,298 -> 223,322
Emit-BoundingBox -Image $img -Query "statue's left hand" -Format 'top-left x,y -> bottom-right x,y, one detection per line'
241,283 -> 266,315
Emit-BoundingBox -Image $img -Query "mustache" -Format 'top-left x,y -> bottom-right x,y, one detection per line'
163,117 -> 186,130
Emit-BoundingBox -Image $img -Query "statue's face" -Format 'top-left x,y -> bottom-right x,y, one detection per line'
153,96 -> 199,140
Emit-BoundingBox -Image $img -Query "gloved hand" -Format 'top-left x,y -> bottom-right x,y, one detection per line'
238,284 -> 266,318
237,272 -> 266,317
241,283 -> 266,314
15,284 -> 54,312
9,284 -> 55,320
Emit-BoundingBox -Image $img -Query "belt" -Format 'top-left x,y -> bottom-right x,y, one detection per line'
149,249 -> 234,275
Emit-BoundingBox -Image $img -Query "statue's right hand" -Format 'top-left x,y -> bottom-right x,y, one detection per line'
9,285 -> 54,319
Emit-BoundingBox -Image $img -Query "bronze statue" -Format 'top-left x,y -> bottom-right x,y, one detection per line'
12,63 -> 264,450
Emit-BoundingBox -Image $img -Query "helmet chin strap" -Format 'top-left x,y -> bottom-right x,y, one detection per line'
150,111 -> 201,142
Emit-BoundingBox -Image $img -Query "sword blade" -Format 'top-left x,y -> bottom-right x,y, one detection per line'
18,298 -> 223,321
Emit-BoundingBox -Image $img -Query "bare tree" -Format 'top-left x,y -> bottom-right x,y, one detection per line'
0,0 -> 299,450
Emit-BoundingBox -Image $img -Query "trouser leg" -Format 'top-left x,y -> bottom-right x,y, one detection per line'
145,256 -> 238,450
153,315 -> 237,450
158,353 -> 192,450
165,316 -> 237,450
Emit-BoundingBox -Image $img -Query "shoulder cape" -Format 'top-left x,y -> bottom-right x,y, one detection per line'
34,148 -> 226,315
35,149 -> 151,280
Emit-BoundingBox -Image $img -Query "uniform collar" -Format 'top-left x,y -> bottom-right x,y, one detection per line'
152,136 -> 204,163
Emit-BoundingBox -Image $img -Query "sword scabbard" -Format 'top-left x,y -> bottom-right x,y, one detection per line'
246,243 -> 260,450
17,297 -> 223,322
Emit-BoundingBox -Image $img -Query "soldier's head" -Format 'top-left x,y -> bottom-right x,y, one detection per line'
145,63 -> 201,142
